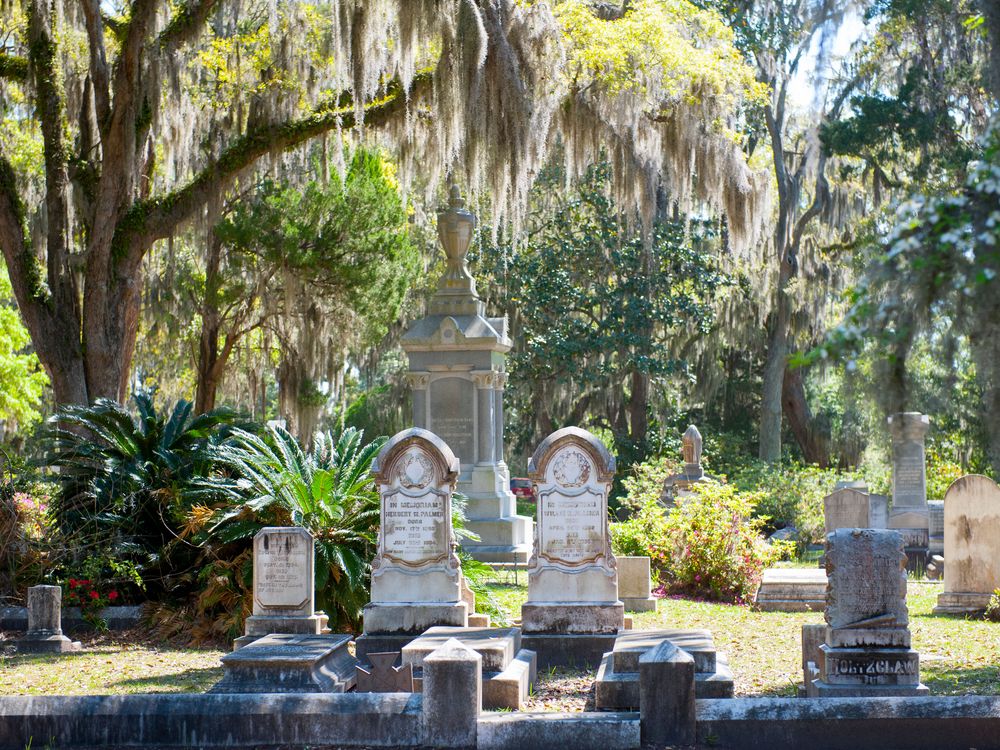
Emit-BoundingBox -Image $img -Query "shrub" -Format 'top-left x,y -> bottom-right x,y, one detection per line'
655,482 -> 788,604
986,589 -> 1000,623
619,454 -> 680,515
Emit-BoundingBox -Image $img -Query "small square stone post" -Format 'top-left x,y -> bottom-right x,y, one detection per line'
639,639 -> 696,747
422,638 -> 481,748
17,585 -> 80,654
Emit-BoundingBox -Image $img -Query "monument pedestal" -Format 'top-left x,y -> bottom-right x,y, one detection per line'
211,634 -> 357,694
521,602 -> 624,634
16,586 -> 81,655
16,632 -> 81,654
460,463 -> 532,563
933,591 -> 993,615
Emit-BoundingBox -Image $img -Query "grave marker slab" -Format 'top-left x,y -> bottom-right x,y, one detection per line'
887,413 -> 930,564
934,475 -> 1000,615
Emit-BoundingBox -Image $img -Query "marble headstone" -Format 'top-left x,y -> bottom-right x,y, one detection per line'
522,427 -> 623,634
823,488 -> 872,534
807,528 -> 927,696
887,413 -> 931,553
934,475 -> 1000,615
238,527 -> 326,648
401,187 -> 531,563
361,428 -> 467,639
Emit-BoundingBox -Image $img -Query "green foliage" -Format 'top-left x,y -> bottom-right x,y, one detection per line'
618,453 -> 680,514
0,265 -> 47,431
41,391 -> 240,596
986,589 -> 1000,623
188,425 -> 385,631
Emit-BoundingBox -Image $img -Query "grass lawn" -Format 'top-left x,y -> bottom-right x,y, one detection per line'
0,631 -> 224,695
488,578 -> 1000,698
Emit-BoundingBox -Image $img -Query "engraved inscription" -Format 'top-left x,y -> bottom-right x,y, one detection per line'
255,531 -> 311,610
429,377 -> 475,462
382,491 -> 448,564
540,489 -> 605,564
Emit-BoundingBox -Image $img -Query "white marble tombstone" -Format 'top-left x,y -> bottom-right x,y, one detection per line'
362,428 -> 468,635
823,488 -> 872,535
887,413 -> 931,550
521,427 -> 623,634
934,475 -> 1000,614
241,527 -> 325,645
401,186 -> 531,563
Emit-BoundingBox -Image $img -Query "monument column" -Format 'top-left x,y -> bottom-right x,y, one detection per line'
887,412 -> 931,567
400,186 -> 532,563
406,373 -> 431,430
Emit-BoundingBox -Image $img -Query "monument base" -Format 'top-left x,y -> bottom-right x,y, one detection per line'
808,680 -> 930,697
16,634 -> 81,654
621,596 -> 657,612
520,632 -> 618,669
460,466 -> 533,564
521,602 -> 624,634
244,613 -> 328,636
361,602 -> 468,635
933,591 -> 993,615
211,634 -> 356,694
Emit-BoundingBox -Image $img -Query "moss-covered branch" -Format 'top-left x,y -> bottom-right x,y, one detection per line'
157,0 -> 221,52
120,70 -> 434,254
0,53 -> 28,82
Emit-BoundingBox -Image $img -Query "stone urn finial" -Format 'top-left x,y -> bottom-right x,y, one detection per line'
436,184 -> 478,299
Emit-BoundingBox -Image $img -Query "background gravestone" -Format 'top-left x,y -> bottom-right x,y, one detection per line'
357,428 -> 468,661
660,425 -> 715,506
934,475 -> 1000,615
521,427 -> 623,667
823,488 -> 872,534
887,413 -> 931,565
401,186 -> 531,563
16,585 -> 81,654
237,527 -> 326,648
807,528 -> 927,696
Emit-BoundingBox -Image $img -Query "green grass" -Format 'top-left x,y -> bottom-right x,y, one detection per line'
486,579 -> 1000,697
0,639 -> 224,695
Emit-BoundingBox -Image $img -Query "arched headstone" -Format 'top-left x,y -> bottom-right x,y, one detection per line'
934,474 -> 1000,615
359,428 -> 467,658
521,427 -> 623,639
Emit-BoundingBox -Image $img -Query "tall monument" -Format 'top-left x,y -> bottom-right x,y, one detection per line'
401,186 -> 532,563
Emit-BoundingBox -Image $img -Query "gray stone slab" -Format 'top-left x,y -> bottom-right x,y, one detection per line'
521,632 -> 618,669
211,633 -> 356,694
755,567 -> 827,612
483,649 -> 536,710
521,602 -> 623,634
595,651 -> 733,709
612,629 -> 717,674
402,626 -> 520,672
477,712 -> 640,750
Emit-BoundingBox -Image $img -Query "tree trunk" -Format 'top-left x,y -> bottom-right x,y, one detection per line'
195,231 -> 224,414
969,293 -> 1000,477
628,368 -> 650,457
782,365 -> 830,467
759,277 -> 790,463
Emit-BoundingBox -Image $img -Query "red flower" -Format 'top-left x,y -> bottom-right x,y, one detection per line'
80,579 -> 90,586
108,591 -> 119,602
89,590 -> 100,600
68,579 -> 78,588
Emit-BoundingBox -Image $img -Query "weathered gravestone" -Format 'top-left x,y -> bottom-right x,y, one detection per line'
933,475 -> 1000,615
887,413 -> 931,564
356,428 -> 468,662
806,528 -> 927,696
16,585 -> 81,654
235,527 -> 327,649
824,487 -> 872,534
618,556 -> 656,612
401,186 -> 531,563
660,425 -> 715,505
521,427 -> 623,667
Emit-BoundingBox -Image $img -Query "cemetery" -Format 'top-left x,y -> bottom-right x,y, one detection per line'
1,1 -> 1000,749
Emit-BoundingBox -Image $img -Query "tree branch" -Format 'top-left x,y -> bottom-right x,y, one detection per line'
157,0 -> 221,54
0,53 -> 28,82
80,0 -> 111,132
123,71 -> 434,251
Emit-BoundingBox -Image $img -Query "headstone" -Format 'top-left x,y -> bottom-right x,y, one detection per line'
522,427 -> 623,632
754,568 -> 826,612
823,488 -> 872,534
806,528 -> 927,696
659,425 -> 716,505
357,428 -> 468,662
934,475 -> 1000,615
619,556 -> 657,612
401,186 -> 531,563
237,527 -> 326,648
16,585 -> 81,654
928,500 -> 945,555
887,413 -> 931,561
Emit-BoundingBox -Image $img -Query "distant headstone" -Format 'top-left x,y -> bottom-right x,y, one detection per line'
886,413 -> 930,552
823,488 -> 871,534
618,556 -> 656,612
237,527 -> 326,648
357,428 -> 467,662
16,585 -> 80,654
522,427 -> 623,636
806,528 -> 927,696
928,500 -> 945,555
660,424 -> 715,505
934,475 -> 1000,615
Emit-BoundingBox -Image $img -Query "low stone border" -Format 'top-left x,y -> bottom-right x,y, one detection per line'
696,696 -> 1000,750
0,605 -> 143,633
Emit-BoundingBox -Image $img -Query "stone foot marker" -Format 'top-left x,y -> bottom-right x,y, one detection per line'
521,427 -> 624,667
16,585 -> 81,654
934,475 -> 1000,615
618,556 -> 656,612
356,428 -> 468,662
211,633 -> 356,693
234,526 -> 327,649
806,528 -> 928,696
